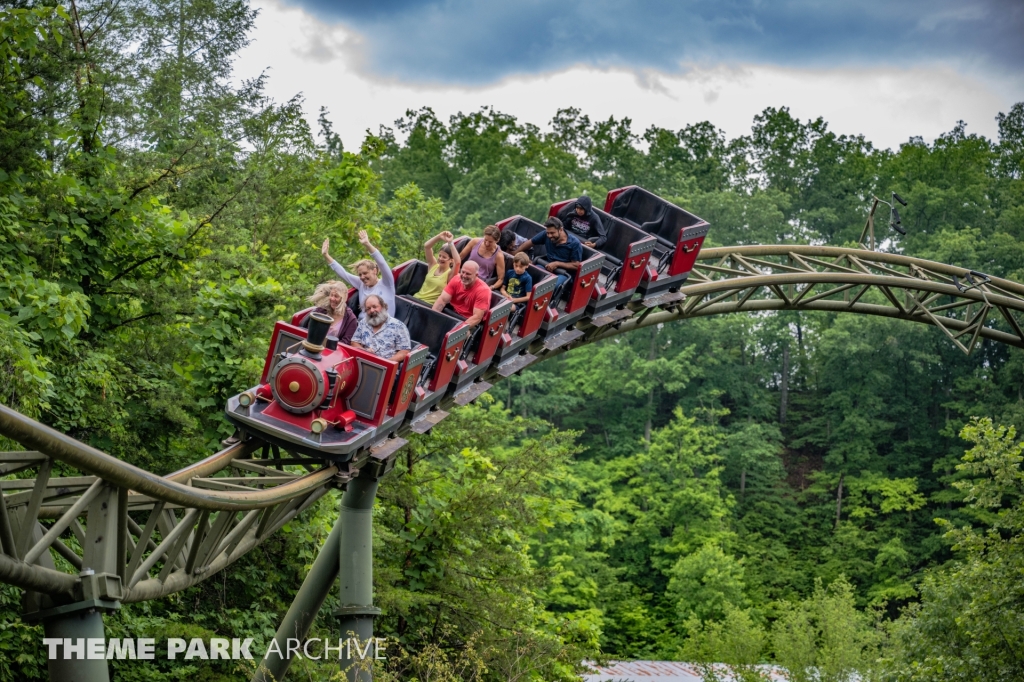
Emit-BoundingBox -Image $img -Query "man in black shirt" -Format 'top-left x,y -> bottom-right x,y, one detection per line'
556,195 -> 606,249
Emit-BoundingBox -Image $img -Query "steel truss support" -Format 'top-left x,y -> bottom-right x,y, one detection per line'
38,602 -> 113,682
669,246 -> 1024,352
0,406 -> 343,605
254,512 -> 343,682
19,485 -> 124,682
335,476 -> 381,682
253,475 -> 381,682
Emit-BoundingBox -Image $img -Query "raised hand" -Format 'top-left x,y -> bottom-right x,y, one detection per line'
358,229 -> 371,247
321,238 -> 331,259
440,231 -> 454,241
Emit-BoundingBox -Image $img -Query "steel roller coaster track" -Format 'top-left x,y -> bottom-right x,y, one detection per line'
3,246 -> 1024,610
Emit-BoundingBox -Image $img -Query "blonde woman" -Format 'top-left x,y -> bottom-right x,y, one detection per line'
459,224 -> 505,290
306,281 -> 358,344
415,231 -> 461,305
321,229 -> 395,317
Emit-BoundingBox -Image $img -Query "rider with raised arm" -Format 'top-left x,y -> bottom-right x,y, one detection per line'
459,225 -> 506,290
322,230 -> 395,317
415,231 -> 461,305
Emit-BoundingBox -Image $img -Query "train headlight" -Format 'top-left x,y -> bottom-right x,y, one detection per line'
310,418 -> 328,434
269,356 -> 327,414
238,391 -> 255,407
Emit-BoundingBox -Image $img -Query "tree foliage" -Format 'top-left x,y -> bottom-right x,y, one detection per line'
3,2 -> 1024,679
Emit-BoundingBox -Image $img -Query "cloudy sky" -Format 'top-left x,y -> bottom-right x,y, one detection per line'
234,0 -> 1024,152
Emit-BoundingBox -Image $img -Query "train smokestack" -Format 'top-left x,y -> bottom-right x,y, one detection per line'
302,312 -> 332,356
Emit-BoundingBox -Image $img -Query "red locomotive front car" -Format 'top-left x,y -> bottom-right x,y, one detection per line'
225,312 -> 404,461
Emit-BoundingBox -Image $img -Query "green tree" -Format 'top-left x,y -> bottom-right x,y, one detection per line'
375,399 -> 598,681
771,576 -> 882,682
668,544 -> 748,623
681,606 -> 769,682
882,418 -> 1024,682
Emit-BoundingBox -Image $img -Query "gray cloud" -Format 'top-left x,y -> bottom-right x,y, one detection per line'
284,0 -> 1024,84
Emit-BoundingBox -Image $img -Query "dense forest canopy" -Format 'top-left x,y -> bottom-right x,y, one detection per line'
1,1 -> 1024,680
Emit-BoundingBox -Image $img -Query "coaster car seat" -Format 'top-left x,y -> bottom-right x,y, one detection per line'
394,296 -> 464,386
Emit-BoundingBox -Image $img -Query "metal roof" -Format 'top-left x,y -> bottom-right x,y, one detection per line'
582,660 -> 787,681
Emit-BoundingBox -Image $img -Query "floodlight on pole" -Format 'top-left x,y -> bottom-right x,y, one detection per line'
953,270 -> 991,294
890,207 -> 905,235
859,191 -> 909,250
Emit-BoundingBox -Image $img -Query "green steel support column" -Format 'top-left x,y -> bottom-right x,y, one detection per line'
40,602 -> 114,682
253,514 -> 343,682
334,476 -> 380,682
21,485 -> 124,682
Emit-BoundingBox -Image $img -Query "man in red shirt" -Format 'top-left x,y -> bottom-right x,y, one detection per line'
432,260 -> 491,327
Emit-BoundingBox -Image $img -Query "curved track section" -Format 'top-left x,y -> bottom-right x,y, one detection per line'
0,404 -> 342,605
538,246 -> 1024,357
674,246 -> 1024,352
3,246 -> 1024,606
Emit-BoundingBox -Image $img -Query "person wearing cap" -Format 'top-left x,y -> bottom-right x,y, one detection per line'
556,195 -> 606,249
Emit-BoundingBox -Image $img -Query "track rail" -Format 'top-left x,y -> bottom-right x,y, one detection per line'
0,405 -> 342,604
535,246 -> 1024,355
3,245 -> 1024,606
667,246 -> 1024,352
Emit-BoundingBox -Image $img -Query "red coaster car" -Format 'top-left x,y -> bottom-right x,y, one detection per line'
225,313 -> 426,461
391,295 -> 472,423
549,198 -> 657,325
603,186 -> 710,301
393,258 -> 507,412
496,215 -> 607,350
489,229 -> 558,375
